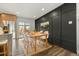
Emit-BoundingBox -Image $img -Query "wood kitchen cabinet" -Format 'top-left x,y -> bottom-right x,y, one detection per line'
0,13 -> 16,25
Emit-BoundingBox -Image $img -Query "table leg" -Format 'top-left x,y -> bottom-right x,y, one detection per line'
26,36 -> 29,55
27,41 -> 29,55
45,34 -> 48,48
34,37 -> 36,52
34,37 -> 38,52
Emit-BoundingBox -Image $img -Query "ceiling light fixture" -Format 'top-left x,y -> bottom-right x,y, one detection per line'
41,8 -> 45,11
16,12 -> 20,14
33,16 -> 36,18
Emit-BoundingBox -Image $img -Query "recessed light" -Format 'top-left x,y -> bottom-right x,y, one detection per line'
33,16 -> 36,18
41,8 -> 45,11
16,12 -> 20,14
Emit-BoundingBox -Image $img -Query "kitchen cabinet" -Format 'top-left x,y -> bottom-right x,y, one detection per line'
0,13 -> 16,25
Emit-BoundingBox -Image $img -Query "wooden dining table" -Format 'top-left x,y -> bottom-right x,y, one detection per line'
30,32 -> 48,52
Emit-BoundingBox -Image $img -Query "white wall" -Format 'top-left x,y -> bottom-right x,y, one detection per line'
16,16 -> 35,31
76,3 -> 79,54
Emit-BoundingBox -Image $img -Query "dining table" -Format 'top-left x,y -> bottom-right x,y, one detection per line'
29,32 -> 48,52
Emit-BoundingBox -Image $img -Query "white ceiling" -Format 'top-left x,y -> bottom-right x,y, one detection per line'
0,3 -> 63,20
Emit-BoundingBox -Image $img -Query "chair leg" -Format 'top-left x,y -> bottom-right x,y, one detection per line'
3,45 -> 5,56
6,43 -> 8,56
3,43 -> 7,56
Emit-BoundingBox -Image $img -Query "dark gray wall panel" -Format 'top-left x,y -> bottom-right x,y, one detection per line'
49,7 -> 61,45
35,3 -> 76,53
61,3 -> 76,52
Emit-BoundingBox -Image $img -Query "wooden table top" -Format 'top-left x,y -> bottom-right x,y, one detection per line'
29,32 -> 47,37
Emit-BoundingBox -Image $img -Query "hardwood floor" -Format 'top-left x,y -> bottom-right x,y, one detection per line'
12,39 -> 77,56
35,45 -> 77,56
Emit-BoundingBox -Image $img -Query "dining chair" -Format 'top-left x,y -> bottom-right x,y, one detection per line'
23,33 -> 35,55
0,40 -> 8,56
39,31 -> 49,47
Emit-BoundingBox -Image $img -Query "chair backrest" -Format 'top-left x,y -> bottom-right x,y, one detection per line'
44,31 -> 49,38
0,40 -> 8,45
40,31 -> 43,33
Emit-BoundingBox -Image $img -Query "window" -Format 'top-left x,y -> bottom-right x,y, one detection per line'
18,22 -> 30,39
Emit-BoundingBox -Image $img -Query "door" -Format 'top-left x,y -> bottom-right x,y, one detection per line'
61,3 -> 76,52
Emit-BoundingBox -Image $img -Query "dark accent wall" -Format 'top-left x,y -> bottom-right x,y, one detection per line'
49,7 -> 62,45
35,3 -> 76,53
35,15 -> 50,31
61,3 -> 76,52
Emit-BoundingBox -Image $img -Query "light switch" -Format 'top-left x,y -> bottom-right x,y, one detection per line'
68,21 -> 72,24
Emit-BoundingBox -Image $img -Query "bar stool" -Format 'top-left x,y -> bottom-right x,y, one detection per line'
0,40 -> 8,56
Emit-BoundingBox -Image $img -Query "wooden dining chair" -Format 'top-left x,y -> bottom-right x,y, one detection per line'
0,40 -> 8,56
23,33 -> 35,55
39,31 -> 49,47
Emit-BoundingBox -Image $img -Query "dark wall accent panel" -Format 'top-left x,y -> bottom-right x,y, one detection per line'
49,7 -> 61,45
61,3 -> 76,52
35,15 -> 50,31
48,14 -> 53,43
35,19 -> 40,31
35,3 -> 76,53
